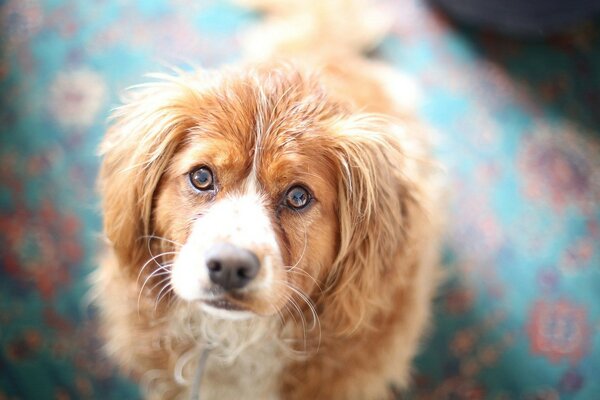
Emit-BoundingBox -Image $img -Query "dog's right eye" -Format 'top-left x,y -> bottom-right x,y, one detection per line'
189,167 -> 214,191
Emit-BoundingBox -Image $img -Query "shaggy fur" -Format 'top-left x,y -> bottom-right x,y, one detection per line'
93,1 -> 442,399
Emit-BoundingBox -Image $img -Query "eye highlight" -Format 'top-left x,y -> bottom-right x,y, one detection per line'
189,167 -> 214,191
285,185 -> 311,210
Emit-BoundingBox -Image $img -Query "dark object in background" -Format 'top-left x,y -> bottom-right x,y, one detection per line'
430,0 -> 600,36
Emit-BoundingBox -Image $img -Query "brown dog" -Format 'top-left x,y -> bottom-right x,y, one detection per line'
93,1 -> 442,398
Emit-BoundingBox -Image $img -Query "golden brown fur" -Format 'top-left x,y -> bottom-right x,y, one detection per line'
94,1 -> 442,399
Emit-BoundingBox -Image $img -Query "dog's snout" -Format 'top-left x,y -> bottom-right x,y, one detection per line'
205,243 -> 260,290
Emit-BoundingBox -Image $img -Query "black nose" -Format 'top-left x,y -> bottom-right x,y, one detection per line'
205,243 -> 260,291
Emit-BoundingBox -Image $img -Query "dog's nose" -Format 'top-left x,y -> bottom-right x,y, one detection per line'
205,243 -> 260,290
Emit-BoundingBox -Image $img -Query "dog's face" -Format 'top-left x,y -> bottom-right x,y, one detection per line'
154,90 -> 340,318
100,64 -> 416,330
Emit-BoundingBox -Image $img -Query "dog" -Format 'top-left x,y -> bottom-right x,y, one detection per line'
93,1 -> 442,399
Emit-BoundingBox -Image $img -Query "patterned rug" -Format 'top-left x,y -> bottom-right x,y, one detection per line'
1,1 -> 599,399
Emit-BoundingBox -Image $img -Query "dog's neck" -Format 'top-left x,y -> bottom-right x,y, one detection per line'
168,304 -> 291,399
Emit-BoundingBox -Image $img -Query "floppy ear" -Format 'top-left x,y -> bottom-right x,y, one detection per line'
320,115 -> 434,335
98,74 -> 204,271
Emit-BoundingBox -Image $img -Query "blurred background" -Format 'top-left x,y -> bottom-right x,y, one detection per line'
1,0 -> 599,399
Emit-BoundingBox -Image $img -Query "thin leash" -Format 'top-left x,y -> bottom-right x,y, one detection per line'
189,347 -> 211,400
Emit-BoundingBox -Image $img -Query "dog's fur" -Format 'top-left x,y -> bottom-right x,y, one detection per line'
93,1 -> 442,399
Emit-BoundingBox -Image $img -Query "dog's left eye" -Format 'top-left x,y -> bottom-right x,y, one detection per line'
189,167 -> 214,191
285,185 -> 311,210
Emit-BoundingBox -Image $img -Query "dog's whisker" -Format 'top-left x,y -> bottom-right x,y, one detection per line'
280,301 -> 309,354
146,239 -> 178,273
154,282 -> 174,313
137,263 -> 174,314
295,213 -> 309,267
287,284 -> 320,334
282,214 -> 321,291
272,284 -> 308,350
287,297 -> 309,352
278,296 -> 298,327
274,278 -> 322,353
273,279 -> 318,352
139,234 -> 184,248
137,263 -> 172,289
274,279 -> 315,316
136,252 -> 178,285
286,243 -> 306,269
286,268 -> 323,292
148,273 -> 172,293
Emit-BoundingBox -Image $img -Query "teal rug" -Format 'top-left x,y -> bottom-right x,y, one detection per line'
1,0 -> 599,398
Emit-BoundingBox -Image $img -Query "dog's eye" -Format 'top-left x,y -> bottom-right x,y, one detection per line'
189,167 -> 214,191
285,186 -> 311,210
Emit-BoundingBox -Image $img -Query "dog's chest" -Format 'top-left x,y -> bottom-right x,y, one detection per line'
181,315 -> 290,400
198,340 -> 285,400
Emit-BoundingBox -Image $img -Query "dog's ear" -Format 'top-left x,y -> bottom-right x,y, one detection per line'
98,74 -> 202,271
320,115 -> 433,335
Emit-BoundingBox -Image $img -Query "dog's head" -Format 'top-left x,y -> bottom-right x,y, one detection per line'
99,63 -> 421,333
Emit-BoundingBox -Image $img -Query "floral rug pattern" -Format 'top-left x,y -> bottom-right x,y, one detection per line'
1,0 -> 599,399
